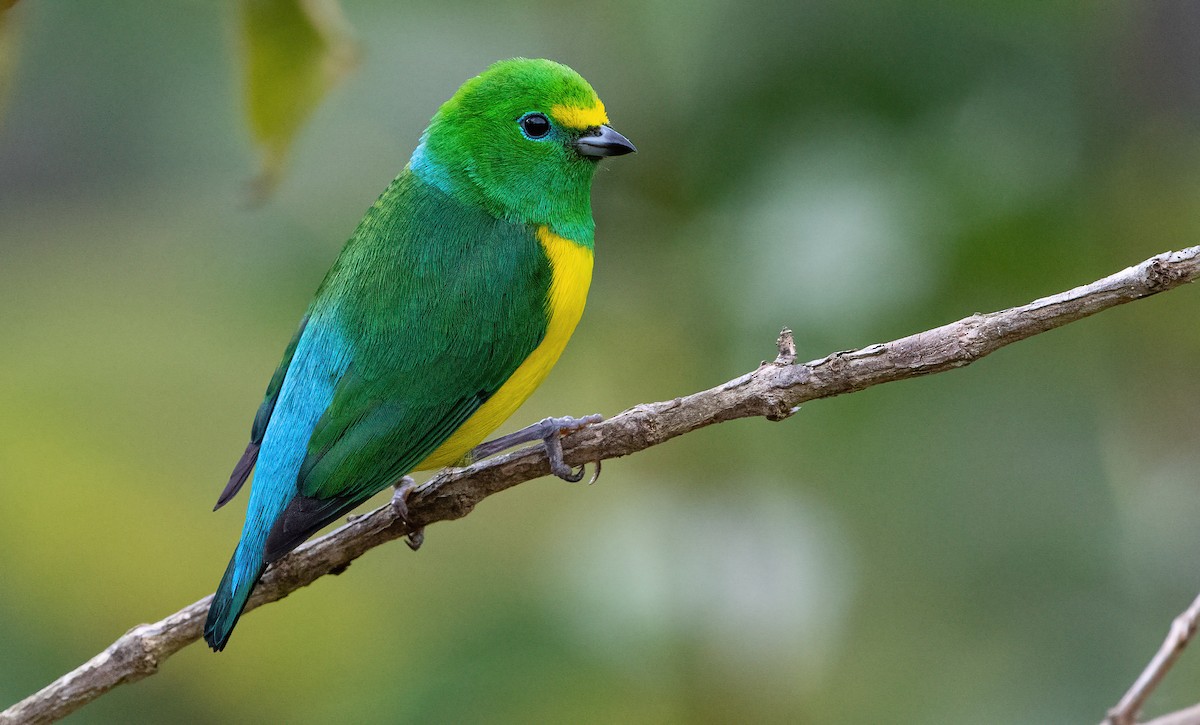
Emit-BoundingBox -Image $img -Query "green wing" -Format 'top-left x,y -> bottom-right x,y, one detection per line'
262,173 -> 551,559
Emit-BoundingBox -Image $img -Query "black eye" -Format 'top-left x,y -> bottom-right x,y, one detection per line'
519,113 -> 551,139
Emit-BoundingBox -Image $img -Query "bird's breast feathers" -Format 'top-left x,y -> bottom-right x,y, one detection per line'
416,225 -> 593,469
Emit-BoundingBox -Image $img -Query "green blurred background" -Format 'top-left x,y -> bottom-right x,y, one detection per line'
3,1 -> 1200,722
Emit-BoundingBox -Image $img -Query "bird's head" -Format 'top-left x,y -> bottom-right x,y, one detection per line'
411,58 -> 634,238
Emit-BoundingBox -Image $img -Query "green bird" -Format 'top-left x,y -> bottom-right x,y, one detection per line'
204,58 -> 634,651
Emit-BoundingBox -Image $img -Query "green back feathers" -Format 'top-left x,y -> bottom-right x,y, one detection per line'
261,171 -> 555,557
412,58 -> 607,243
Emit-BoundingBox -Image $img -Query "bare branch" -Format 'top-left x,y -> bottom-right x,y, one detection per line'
5,246 -> 1200,725
1143,702 -> 1200,725
1106,591 -> 1200,725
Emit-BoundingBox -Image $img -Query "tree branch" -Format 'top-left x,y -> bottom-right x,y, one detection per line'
1106,590 -> 1200,725
5,246 -> 1200,725
1143,702 -> 1200,725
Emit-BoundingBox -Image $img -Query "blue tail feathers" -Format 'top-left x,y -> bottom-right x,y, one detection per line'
204,542 -> 267,651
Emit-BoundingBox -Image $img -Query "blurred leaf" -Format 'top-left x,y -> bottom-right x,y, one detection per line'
0,2 -> 18,129
239,0 -> 359,202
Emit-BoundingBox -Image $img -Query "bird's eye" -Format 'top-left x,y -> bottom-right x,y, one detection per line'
519,112 -> 551,140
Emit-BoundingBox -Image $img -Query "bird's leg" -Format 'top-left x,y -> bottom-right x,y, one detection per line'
390,476 -> 425,551
469,414 -> 603,483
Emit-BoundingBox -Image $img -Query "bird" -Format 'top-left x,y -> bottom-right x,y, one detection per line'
203,58 -> 635,651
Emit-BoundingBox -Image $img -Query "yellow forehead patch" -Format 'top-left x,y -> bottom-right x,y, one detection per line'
550,100 -> 608,130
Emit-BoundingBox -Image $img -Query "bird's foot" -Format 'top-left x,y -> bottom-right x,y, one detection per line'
390,476 -> 425,551
538,415 -> 596,482
470,414 -> 603,483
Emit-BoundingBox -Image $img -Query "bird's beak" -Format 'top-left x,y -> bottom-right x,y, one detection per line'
575,125 -> 636,158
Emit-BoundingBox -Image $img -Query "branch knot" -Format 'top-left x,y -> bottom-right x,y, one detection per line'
775,328 -> 797,365
1144,257 -> 1184,294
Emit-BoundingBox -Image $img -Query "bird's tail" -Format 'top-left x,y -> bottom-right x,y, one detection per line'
204,540 -> 267,651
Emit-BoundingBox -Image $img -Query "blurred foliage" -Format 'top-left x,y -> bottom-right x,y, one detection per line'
0,4 -> 18,128
240,0 -> 358,201
2,1 -> 1200,723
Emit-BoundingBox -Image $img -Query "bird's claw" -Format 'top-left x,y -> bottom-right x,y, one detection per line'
390,476 -> 425,551
469,413 -> 604,483
539,414 -> 602,484
543,430 -> 586,482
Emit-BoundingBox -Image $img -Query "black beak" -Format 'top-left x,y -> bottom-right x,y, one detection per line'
575,125 -> 636,158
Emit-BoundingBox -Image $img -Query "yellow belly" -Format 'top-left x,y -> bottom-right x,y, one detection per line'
415,226 -> 594,469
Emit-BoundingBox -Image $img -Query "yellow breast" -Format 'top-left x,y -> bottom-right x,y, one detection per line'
416,226 -> 594,469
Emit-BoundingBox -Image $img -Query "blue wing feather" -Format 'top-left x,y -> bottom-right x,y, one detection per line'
204,312 -> 351,650
213,317 -> 310,510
